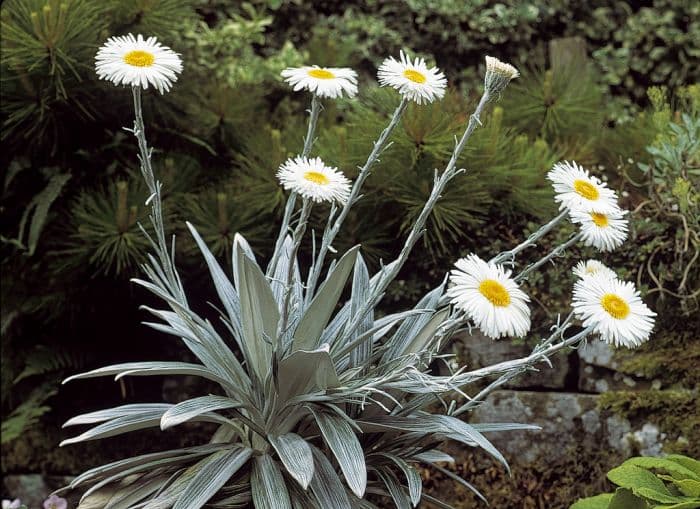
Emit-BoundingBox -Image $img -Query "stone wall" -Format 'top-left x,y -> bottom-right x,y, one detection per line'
457,332 -> 671,465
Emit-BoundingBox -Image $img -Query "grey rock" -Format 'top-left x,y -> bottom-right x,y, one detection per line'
578,340 -> 618,369
469,391 -> 603,464
455,332 -> 571,389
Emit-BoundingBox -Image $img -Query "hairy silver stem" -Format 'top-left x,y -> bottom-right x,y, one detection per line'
490,210 -> 569,265
267,94 -> 322,277
515,231 -> 583,282
304,96 -> 410,305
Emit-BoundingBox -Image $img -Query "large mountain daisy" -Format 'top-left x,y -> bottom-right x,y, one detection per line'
573,260 -> 617,280
573,275 -> 655,348
447,254 -> 531,339
277,156 -> 351,204
281,66 -> 358,99
570,208 -> 629,252
95,34 -> 182,93
547,161 -> 620,214
377,51 -> 447,104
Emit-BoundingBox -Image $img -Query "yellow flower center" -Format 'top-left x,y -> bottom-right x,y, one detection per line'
590,212 -> 609,227
600,293 -> 630,319
479,279 -> 510,307
308,69 -> 335,79
304,171 -> 329,185
403,69 -> 426,83
573,179 -> 600,200
123,50 -> 155,67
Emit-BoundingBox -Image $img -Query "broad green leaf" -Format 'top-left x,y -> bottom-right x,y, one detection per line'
160,395 -> 245,429
625,457 -> 700,481
634,487 -> 688,504
277,345 -> 338,402
570,493 -> 614,509
269,433 -> 314,489
251,454 -> 292,509
235,242 -> 279,381
667,455 -> 700,477
657,502 -> 700,508
308,407 -> 367,497
309,445 -> 352,509
293,246 -> 359,351
672,479 -> 700,498
608,464 -> 672,498
608,488 -> 646,509
174,447 -> 252,509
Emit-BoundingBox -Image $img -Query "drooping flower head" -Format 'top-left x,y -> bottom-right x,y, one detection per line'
484,56 -> 519,96
43,495 -> 67,509
573,260 -> 617,280
570,208 -> 629,252
95,34 -> 182,93
277,156 -> 351,204
547,161 -> 621,214
447,254 -> 531,339
573,275 -> 655,348
281,66 -> 358,99
377,50 -> 447,104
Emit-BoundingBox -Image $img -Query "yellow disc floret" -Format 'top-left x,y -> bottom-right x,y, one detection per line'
573,179 -> 600,201
307,69 -> 335,80
303,171 -> 330,185
123,50 -> 155,67
479,279 -> 511,307
590,212 -> 609,227
403,69 -> 427,83
601,293 -> 630,319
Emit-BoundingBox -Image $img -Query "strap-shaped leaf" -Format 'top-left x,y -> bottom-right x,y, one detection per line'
161,395 -> 245,429
277,345 -> 338,402
187,222 -> 243,347
373,453 -> 421,507
64,361 -> 233,390
309,445 -> 352,509
63,404 -> 172,427
293,246 -> 359,351
358,414 -> 509,473
347,254 -> 373,369
308,406 -> 366,497
71,444 -> 227,489
375,467 -> 412,509
235,242 -> 279,381
251,454 -> 292,509
173,447 -> 252,509
61,407 -> 229,446
269,433 -> 314,489
103,472 -> 170,509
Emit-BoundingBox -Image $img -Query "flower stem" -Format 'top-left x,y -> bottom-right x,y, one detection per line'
515,231 -> 583,282
267,94 -> 322,277
490,210 -> 569,265
305,96 -> 410,305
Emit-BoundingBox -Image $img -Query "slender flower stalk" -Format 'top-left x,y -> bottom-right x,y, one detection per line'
304,96 -> 410,303
267,94 -> 322,277
490,210 -> 569,265
515,231 -> 583,282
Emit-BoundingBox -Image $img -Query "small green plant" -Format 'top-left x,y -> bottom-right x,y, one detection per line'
571,454 -> 700,509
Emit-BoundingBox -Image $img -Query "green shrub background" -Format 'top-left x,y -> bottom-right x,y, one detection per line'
1,0 -> 698,506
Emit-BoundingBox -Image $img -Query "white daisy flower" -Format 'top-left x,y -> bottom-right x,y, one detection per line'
95,34 -> 182,94
570,208 -> 629,252
573,260 -> 617,280
446,254 -> 531,339
484,55 -> 519,95
547,161 -> 621,214
573,275 -> 656,348
280,65 -> 358,99
277,156 -> 351,204
377,50 -> 447,104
